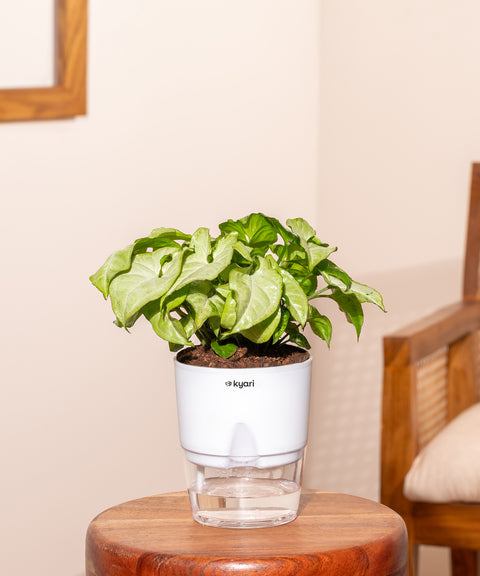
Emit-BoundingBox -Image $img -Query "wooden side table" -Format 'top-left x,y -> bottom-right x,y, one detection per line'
86,491 -> 408,576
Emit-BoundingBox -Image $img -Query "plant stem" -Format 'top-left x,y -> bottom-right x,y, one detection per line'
309,287 -> 332,300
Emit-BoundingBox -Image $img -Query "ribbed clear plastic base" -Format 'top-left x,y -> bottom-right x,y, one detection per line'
186,455 -> 304,529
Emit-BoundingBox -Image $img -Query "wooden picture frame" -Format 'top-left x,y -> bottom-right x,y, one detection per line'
0,0 -> 87,121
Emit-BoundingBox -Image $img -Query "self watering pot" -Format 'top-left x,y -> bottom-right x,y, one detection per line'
175,356 -> 312,528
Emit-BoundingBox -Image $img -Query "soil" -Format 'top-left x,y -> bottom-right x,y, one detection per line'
176,344 -> 309,368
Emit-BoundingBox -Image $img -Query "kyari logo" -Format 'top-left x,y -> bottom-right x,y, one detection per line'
225,379 -> 255,389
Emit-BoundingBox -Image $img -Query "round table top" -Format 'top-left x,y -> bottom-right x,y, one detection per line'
86,490 -> 408,576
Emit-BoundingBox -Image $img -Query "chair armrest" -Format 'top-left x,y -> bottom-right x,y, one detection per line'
382,300 -> 480,512
384,300 -> 480,366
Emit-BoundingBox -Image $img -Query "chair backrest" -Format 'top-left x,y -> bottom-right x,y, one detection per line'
463,163 -> 480,301
463,163 -> 480,402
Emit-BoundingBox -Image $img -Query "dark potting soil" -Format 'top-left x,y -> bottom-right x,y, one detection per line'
176,344 -> 309,368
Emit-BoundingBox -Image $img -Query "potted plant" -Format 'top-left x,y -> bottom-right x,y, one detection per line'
90,213 -> 384,528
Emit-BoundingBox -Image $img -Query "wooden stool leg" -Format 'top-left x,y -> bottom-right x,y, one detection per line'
451,548 -> 478,576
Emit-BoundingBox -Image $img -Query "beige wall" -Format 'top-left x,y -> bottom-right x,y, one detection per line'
1,2 -> 479,576
304,2 -> 480,574
1,2 -> 320,576
305,0 -> 480,494
316,0 -> 480,276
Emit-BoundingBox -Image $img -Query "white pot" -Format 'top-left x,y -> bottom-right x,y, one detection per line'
174,357 -> 312,469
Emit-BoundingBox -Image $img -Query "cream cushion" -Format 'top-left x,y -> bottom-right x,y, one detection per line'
403,403 -> 480,503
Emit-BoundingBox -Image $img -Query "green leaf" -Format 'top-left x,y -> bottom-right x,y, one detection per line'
215,284 -> 231,299
298,275 -> 318,297
282,242 -> 309,263
135,238 -> 184,253
169,342 -> 184,352
286,218 -> 316,242
133,227 -> 190,253
180,311 -> 197,339
271,244 -> 287,262
89,244 -> 135,298
241,213 -> 278,247
268,256 -> 308,326
286,218 -> 336,270
308,306 -> 332,347
220,292 -> 237,330
250,246 -> 269,258
218,219 -> 247,242
164,285 -> 189,313
209,293 -> 226,315
185,282 -> 218,327
169,231 -> 237,293
148,227 -> 191,241
346,281 -> 386,311
229,257 -> 283,332
285,261 -> 318,297
109,248 -> 182,326
286,261 -> 310,279
271,242 -> 308,267
218,263 -> 238,283
113,309 -> 142,330
223,213 -> 278,248
208,315 -> 221,337
211,339 -> 237,359
318,260 -> 352,291
143,301 -> 193,346
125,309 -> 143,329
233,241 -> 253,262
241,308 -> 282,344
266,216 -> 295,244
272,308 -> 290,344
329,289 -> 364,339
189,227 -> 211,260
285,323 -> 311,350
305,242 -> 337,269
281,267 -> 309,326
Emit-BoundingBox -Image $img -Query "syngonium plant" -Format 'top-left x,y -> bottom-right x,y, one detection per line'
90,213 -> 385,358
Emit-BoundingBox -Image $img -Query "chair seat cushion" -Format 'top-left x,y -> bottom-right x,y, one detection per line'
403,403 -> 480,503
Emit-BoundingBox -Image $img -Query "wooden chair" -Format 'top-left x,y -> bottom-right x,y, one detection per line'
381,163 -> 480,576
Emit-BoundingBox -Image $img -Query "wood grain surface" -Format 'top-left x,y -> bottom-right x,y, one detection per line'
86,491 -> 408,576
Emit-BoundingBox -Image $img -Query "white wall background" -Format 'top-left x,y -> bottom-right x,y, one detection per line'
1,2 -> 479,576
304,2 -> 480,575
0,0 -> 55,88
1,2 -> 320,576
